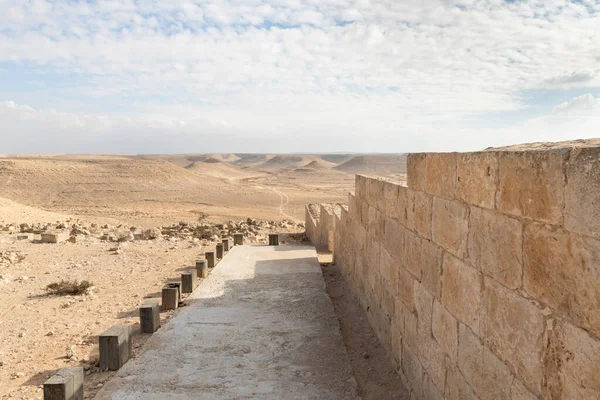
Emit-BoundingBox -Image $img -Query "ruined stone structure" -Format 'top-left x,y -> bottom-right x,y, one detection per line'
306,145 -> 600,399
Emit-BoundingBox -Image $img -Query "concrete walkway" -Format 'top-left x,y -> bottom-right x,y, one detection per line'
95,245 -> 360,400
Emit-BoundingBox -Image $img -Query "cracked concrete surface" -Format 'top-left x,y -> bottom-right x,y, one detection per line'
94,245 -> 359,400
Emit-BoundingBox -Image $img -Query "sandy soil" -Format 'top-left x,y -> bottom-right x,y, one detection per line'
319,254 -> 409,399
0,153 -> 407,399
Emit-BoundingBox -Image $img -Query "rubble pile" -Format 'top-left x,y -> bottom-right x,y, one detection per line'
1,219 -> 306,245
0,250 -> 25,267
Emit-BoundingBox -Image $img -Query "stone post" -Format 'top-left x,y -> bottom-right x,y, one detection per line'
269,234 -> 279,246
43,367 -> 84,400
99,325 -> 132,371
181,269 -> 198,293
162,283 -> 180,310
197,261 -> 209,278
216,243 -> 224,259
205,251 -> 215,268
139,300 -> 160,333
233,233 -> 243,246
223,238 -> 230,252
196,260 -> 208,278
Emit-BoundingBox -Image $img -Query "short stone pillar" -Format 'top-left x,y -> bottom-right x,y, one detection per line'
196,259 -> 208,278
269,234 -> 279,246
205,251 -> 215,268
43,367 -> 84,400
233,233 -> 243,246
162,283 -> 180,310
223,238 -> 230,252
99,325 -> 132,371
196,260 -> 209,278
181,269 -> 198,293
216,243 -> 224,259
139,300 -> 160,333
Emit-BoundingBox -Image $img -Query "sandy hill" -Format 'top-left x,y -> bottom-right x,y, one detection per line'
255,155 -> 325,172
296,159 -> 336,171
334,154 -> 407,175
320,154 -> 355,165
233,154 -> 276,168
135,154 -> 193,168
0,158 -> 283,225
185,160 -> 261,179
186,154 -> 241,163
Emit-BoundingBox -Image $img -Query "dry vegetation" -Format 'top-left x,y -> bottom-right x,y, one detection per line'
0,152 -> 406,399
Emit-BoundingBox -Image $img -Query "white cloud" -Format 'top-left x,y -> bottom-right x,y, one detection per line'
0,1 -> 600,152
553,93 -> 600,115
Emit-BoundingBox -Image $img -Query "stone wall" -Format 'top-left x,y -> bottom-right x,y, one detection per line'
308,145 -> 600,399
305,203 -> 344,252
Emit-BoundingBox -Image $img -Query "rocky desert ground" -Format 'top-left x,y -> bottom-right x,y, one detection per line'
0,153 -> 406,399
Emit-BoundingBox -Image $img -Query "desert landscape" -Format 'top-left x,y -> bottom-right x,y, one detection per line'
0,153 -> 407,399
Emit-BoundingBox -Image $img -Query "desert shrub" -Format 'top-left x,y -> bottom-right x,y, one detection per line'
46,280 -> 92,296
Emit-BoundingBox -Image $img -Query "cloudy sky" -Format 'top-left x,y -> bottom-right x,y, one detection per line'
1,0 -> 599,154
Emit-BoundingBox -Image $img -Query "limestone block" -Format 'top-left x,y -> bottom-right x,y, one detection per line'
384,217 -> 405,263
413,190 -> 433,239
268,234 -> 279,246
423,373 -> 444,400
222,238 -> 230,252
431,197 -> 469,259
181,269 -> 198,294
458,324 -> 513,400
523,223 -> 600,335
565,147 -> 600,238
99,325 -> 131,371
557,322 -> 600,399
233,232 -> 244,245
348,193 -> 359,220
419,336 -> 446,393
404,308 -> 418,351
41,232 -> 69,244
420,239 -> 443,299
397,265 -> 416,312
381,280 -> 396,327
456,152 -> 498,209
196,260 -> 208,278
368,207 -> 385,244
44,367 -> 84,400
445,366 -> 478,400
391,323 -> 402,368
441,254 -> 481,334
468,207 -> 522,289
510,379 -> 538,400
360,200 -> 370,228
407,153 -> 427,191
355,174 -> 369,202
139,300 -> 160,333
216,243 -> 224,258
481,278 -> 545,394
497,149 -> 567,224
205,251 -> 215,268
426,152 -> 457,199
403,230 -> 423,279
398,185 -> 415,229
366,177 -> 385,210
161,284 -> 180,310
379,246 -> 398,289
432,300 -> 458,363
402,342 -> 424,394
383,180 -> 401,220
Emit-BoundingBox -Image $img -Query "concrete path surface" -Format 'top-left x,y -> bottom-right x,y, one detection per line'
95,245 -> 359,400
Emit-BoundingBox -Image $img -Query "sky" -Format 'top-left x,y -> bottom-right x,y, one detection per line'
1,0 -> 600,154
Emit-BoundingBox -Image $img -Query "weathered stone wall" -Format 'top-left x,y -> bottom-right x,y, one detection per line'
311,146 -> 600,399
305,203 -> 344,252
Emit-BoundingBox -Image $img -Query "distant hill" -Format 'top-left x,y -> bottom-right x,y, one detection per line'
320,154 -> 355,164
334,154 -> 407,175
255,155 -> 320,171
